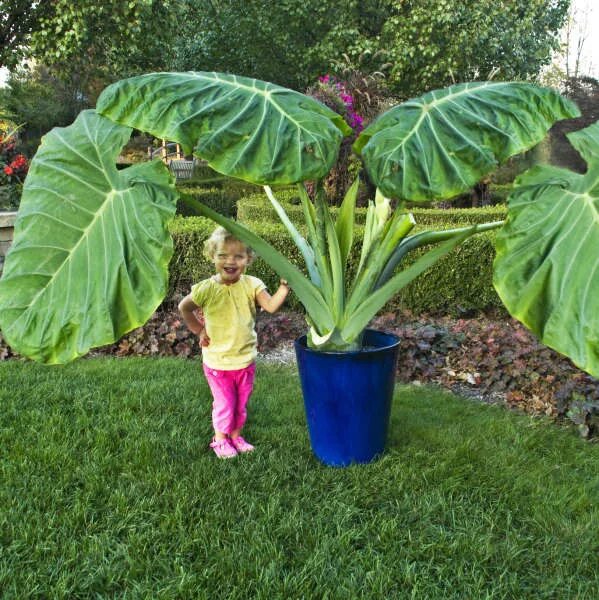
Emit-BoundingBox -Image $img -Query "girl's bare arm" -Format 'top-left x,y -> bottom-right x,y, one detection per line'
256,280 -> 289,314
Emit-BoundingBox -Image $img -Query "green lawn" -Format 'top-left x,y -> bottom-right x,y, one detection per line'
1,358 -> 598,599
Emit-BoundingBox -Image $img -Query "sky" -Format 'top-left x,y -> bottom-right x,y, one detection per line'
0,0 -> 598,87
564,0 -> 598,77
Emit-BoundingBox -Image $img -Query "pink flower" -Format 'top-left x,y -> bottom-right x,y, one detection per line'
4,165 -> 14,176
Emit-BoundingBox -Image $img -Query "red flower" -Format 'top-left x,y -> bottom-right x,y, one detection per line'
10,154 -> 28,170
3,165 -> 14,176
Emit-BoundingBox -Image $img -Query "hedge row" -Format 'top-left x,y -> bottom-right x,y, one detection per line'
176,187 -> 240,218
167,216 -> 215,300
167,199 -> 506,315
177,171 -> 262,194
236,189 -> 507,228
168,216 -> 308,305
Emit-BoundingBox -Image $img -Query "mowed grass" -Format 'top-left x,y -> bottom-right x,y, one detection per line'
1,358 -> 598,599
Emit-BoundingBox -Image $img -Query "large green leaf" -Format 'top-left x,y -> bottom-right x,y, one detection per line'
354,82 -> 579,202
96,72 -> 351,185
493,121 -> 599,378
0,110 -> 178,364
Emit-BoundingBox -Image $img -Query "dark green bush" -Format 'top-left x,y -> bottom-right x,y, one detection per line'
239,222 -> 307,305
241,217 -> 503,315
167,216 -> 307,307
489,183 -> 513,204
176,187 -> 240,218
0,184 -> 22,211
399,231 -> 505,315
238,190 -> 506,229
0,66 -> 87,153
168,194 -> 506,315
177,166 -> 263,194
237,189 -> 367,225
167,216 -> 215,300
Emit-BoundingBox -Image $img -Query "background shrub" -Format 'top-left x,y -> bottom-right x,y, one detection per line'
237,189 -> 506,229
167,216 -> 215,302
167,195 -> 506,316
399,231 -> 504,316
176,187 -> 240,219
0,66 -> 86,155
0,183 -> 22,211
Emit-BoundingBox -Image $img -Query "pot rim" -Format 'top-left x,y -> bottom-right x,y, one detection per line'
294,328 -> 400,356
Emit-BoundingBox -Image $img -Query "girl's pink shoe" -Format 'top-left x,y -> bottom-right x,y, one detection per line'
209,438 -> 238,459
230,436 -> 255,453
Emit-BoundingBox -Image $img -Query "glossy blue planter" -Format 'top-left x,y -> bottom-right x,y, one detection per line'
294,329 -> 400,467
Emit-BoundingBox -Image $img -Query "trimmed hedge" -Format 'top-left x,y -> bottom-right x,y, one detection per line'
489,183 -> 513,204
237,188 -> 365,224
237,189 -> 507,229
238,217 -> 504,315
176,187 -> 240,218
167,216 -> 215,300
399,230 -> 504,315
177,168 -> 263,194
167,216 -> 307,306
167,203 -> 506,315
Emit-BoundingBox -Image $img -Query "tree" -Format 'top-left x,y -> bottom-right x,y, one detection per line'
375,0 -> 571,97
1,1 -> 182,109
27,1 -> 181,80
0,65 -> 86,151
171,0 -> 369,90
34,2 -> 180,74
173,0 -> 571,96
550,76 -> 599,172
562,0 -> 596,79
0,1 -> 50,70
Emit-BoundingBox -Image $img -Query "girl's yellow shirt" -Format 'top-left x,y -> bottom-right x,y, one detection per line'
191,274 -> 266,370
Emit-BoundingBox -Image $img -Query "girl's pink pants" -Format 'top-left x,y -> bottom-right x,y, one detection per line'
202,363 -> 256,434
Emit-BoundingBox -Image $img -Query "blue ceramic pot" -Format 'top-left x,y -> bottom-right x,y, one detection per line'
294,329 -> 400,467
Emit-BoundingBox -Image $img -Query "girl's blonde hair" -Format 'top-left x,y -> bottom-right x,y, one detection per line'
203,226 -> 255,261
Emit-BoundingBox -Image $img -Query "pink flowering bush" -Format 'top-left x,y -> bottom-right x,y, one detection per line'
307,73 -> 388,204
313,75 -> 365,136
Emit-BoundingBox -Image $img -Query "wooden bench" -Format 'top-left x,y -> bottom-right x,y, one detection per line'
147,141 -> 202,180
168,159 -> 195,180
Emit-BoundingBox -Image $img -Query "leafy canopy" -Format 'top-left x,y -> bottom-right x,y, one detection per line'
27,0 -> 181,77
378,0 -> 570,97
172,0 -> 570,95
0,0 -> 51,69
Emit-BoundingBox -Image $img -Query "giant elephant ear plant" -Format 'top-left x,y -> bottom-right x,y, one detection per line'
0,72 -> 597,379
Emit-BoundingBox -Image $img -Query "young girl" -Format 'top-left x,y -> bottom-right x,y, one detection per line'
178,226 -> 289,459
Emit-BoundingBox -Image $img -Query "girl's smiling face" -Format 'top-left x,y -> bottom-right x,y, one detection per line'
213,239 -> 250,284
